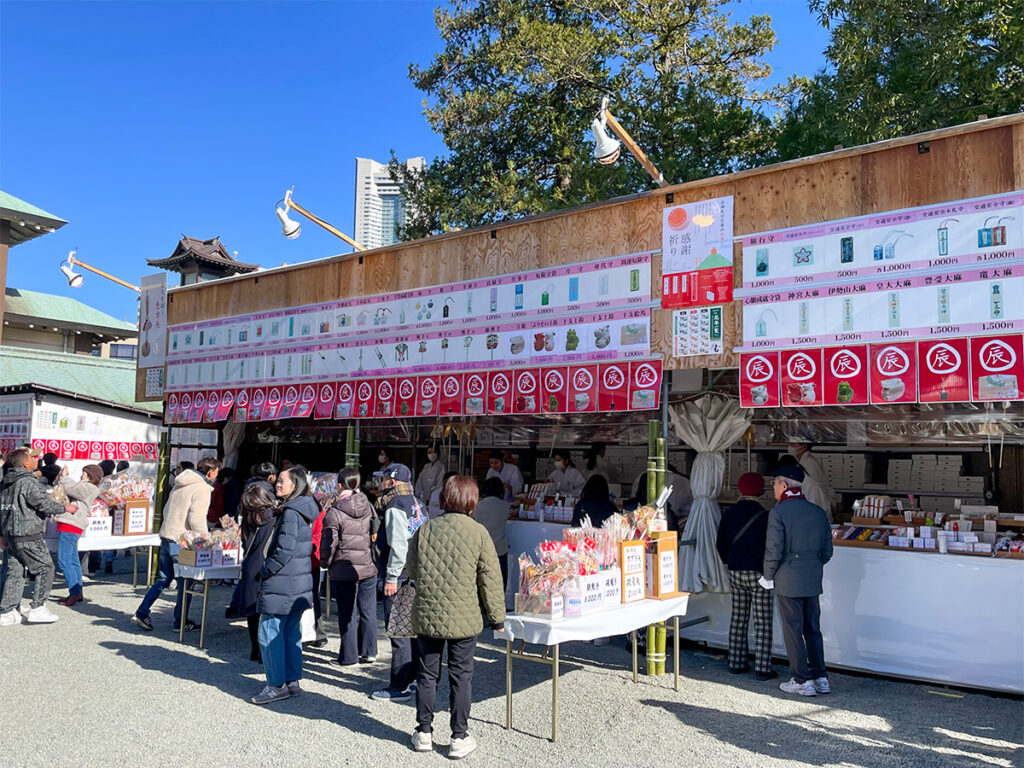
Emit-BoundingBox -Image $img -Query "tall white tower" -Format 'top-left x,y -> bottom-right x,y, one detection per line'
354,156 -> 425,249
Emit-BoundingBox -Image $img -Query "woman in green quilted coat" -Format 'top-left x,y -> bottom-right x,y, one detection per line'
406,474 -> 506,760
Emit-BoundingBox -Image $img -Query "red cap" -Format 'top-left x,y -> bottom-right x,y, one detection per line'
738,472 -> 765,497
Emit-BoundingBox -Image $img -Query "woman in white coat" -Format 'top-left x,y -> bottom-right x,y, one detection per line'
547,450 -> 585,495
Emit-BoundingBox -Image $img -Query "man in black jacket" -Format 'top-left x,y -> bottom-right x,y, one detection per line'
0,448 -> 77,625
716,472 -> 775,680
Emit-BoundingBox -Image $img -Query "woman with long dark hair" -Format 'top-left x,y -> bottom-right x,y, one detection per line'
251,465 -> 318,705
238,484 -> 278,662
572,474 -> 618,528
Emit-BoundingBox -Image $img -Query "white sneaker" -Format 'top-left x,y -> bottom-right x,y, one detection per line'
251,684 -> 290,705
780,678 -> 816,696
411,730 -> 432,752
448,734 -> 477,759
813,676 -> 831,694
0,609 -> 22,627
25,605 -> 59,624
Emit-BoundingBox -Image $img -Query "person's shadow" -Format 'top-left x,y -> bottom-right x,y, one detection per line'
645,698 -> 1023,768
99,638 -> 410,746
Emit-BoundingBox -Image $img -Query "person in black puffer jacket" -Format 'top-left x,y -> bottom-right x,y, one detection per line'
716,472 -> 774,681
320,467 -> 379,666
239,484 -> 278,663
251,465 -> 317,706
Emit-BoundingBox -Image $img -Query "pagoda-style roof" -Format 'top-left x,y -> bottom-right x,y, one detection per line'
146,235 -> 258,275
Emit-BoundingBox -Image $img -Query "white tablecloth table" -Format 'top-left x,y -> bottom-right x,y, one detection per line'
173,563 -> 242,649
47,533 -> 161,588
499,595 -> 691,741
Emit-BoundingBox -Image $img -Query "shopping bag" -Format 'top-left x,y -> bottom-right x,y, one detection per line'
387,581 -> 416,639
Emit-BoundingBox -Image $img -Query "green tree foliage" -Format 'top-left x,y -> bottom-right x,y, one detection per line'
776,0 -> 1024,159
394,0 -> 790,239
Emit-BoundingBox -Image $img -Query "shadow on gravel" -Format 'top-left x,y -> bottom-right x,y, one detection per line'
99,639 -> 411,747
645,698 -> 1023,768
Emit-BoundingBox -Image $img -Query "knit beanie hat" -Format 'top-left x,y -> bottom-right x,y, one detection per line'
737,472 -> 765,497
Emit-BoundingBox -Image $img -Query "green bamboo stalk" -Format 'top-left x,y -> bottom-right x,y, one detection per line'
646,625 -> 657,675
655,623 -> 667,675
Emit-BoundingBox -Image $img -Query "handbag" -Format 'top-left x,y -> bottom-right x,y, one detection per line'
387,581 -> 416,639
299,607 -> 317,643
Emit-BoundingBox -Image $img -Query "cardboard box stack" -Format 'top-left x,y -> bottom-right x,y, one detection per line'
815,452 -> 867,490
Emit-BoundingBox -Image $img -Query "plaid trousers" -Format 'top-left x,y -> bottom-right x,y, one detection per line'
727,569 -> 774,674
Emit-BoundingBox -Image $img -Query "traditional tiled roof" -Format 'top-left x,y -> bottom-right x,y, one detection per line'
146,235 -> 258,273
0,347 -> 162,415
0,190 -> 67,246
4,287 -> 136,336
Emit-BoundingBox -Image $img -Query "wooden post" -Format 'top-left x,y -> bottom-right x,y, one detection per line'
604,110 -> 669,188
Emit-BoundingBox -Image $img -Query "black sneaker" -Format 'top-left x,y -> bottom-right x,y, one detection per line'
756,669 -> 779,681
173,619 -> 200,632
728,665 -> 751,675
132,614 -> 154,631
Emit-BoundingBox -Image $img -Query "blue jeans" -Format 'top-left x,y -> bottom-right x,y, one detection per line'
333,576 -> 378,664
259,608 -> 304,687
57,532 -> 83,597
135,539 -> 190,624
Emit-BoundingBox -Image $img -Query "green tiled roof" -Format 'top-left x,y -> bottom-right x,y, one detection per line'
0,347 -> 161,414
0,190 -> 66,223
4,287 -> 136,334
0,190 -> 67,246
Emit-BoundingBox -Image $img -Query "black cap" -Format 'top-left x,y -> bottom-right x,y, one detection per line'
773,464 -> 805,483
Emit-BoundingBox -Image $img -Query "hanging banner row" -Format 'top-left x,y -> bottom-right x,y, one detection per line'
165,307 -> 653,391
28,439 -> 160,461
738,190 -> 1023,349
166,253 -> 652,360
165,360 -> 663,424
739,334 -> 1023,408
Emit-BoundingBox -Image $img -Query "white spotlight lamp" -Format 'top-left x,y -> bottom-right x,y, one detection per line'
61,250 -> 84,288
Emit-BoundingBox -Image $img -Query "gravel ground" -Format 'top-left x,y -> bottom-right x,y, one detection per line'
0,566 -> 1021,768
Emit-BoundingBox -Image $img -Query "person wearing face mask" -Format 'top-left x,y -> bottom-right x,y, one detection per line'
414,444 -> 446,504
547,450 -> 585,495
377,447 -> 394,472
485,450 -> 523,503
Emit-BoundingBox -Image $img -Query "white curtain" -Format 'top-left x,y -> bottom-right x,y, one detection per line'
670,396 -> 751,594
222,417 -> 247,470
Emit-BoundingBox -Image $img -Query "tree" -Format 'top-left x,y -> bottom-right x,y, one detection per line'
394,0 -> 791,240
776,0 -> 1024,160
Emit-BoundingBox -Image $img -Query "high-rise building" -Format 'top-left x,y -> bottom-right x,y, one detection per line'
354,156 -> 425,249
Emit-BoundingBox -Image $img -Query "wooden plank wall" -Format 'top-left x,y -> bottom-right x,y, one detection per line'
139,118 -> 1024,402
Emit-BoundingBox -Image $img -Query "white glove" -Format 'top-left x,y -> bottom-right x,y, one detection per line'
758,576 -> 774,590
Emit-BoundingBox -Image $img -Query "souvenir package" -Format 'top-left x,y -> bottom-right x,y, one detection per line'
98,469 -> 156,507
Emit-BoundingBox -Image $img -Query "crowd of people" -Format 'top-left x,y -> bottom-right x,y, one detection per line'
1,436 -> 836,752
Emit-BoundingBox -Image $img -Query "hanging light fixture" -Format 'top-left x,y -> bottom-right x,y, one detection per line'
591,97 -> 621,165
60,250 -> 84,288
276,188 -> 301,239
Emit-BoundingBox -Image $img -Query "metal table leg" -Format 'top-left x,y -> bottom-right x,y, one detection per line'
632,630 -> 638,683
179,579 -> 189,644
199,579 -> 210,649
674,615 -> 680,692
505,638 -> 512,730
551,643 -> 559,742
132,547 -> 138,589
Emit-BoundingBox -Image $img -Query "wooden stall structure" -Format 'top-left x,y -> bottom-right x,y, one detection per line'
139,113 -> 1024,401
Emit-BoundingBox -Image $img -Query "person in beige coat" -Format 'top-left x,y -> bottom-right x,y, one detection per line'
54,464 -> 104,607
132,456 -> 221,631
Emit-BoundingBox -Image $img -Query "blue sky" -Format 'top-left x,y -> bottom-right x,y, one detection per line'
1,1 -> 829,323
